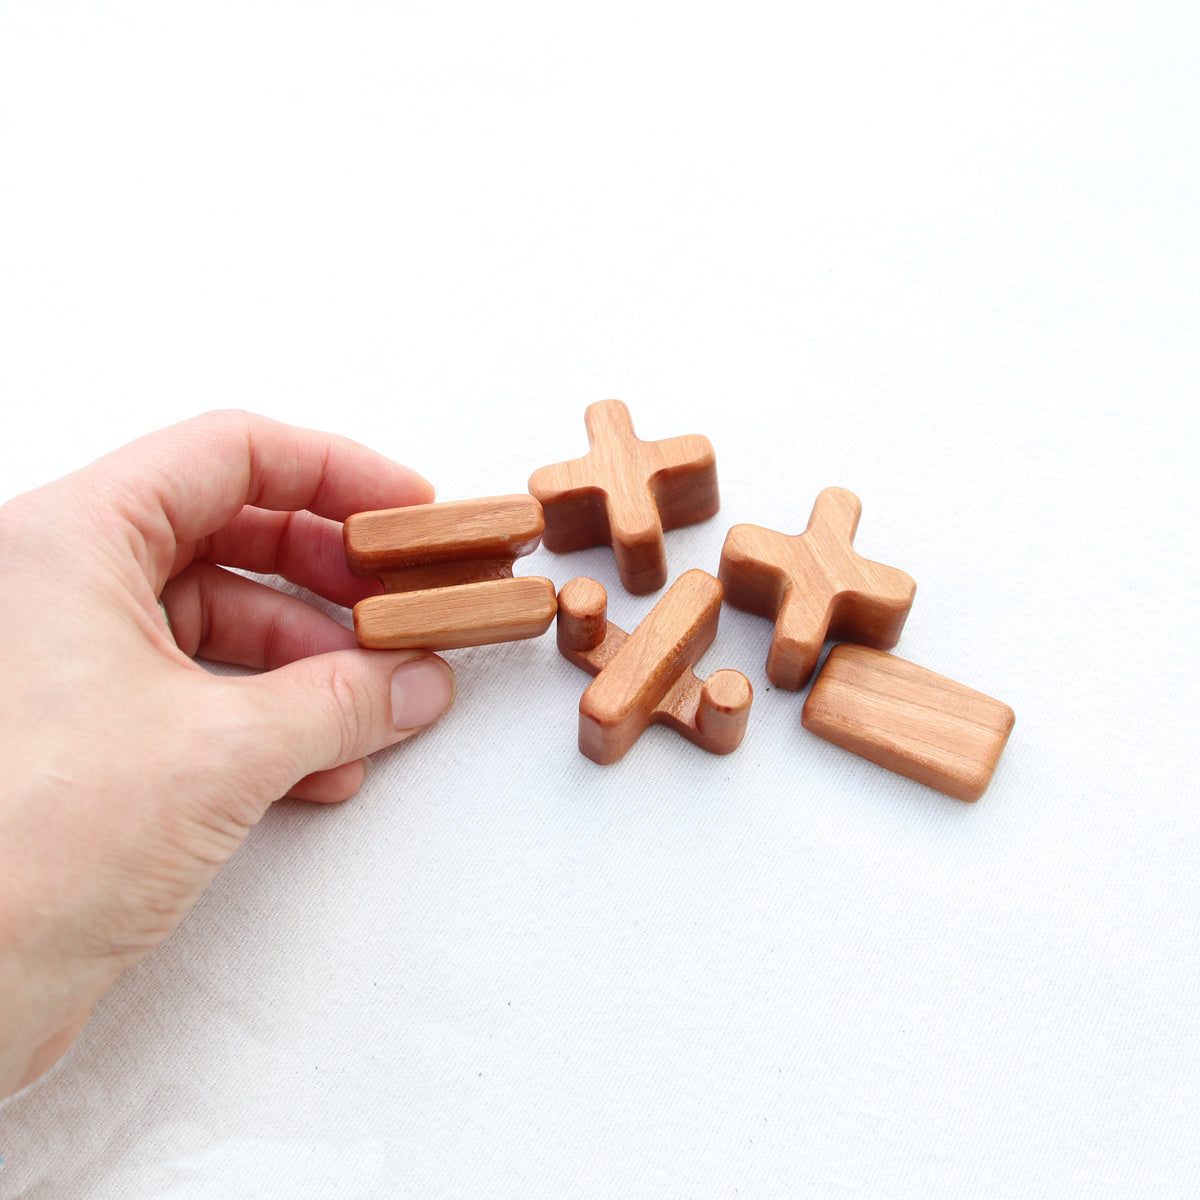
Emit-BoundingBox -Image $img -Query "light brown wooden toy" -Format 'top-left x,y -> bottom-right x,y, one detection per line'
802,644 -> 1015,802
556,569 -> 752,764
718,487 -> 916,690
528,399 -> 719,595
345,494 -> 557,650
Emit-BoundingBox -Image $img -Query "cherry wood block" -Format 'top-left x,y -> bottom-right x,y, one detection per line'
344,495 -> 557,651
351,578 -> 558,651
719,487 -> 916,690
345,494 -> 547,592
528,399 -> 719,595
557,570 -> 752,764
802,644 -> 1015,802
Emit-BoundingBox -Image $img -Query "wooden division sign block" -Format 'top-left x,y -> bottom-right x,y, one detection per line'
345,494 -> 557,650
801,644 -> 1015,802
557,569 -> 752,764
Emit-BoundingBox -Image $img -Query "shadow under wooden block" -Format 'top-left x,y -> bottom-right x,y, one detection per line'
719,486 -> 916,690
557,569 -> 752,764
801,644 -> 1015,802
345,494 -> 557,650
529,399 -> 719,595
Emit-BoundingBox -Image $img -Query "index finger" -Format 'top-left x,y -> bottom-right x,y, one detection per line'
87,409 -> 435,545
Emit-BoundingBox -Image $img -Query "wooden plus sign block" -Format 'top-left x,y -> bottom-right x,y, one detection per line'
556,569 -> 753,764
344,494 -> 557,650
718,487 -> 916,690
528,399 -> 719,596
802,645 -> 1015,801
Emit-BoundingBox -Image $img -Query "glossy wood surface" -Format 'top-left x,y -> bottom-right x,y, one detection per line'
719,487 -> 916,690
557,570 -> 752,764
345,494 -> 546,590
344,495 -> 557,650
801,644 -> 1015,802
529,400 -> 719,595
352,577 -> 558,651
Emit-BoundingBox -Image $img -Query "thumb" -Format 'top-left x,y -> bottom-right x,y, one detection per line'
238,647 -> 457,788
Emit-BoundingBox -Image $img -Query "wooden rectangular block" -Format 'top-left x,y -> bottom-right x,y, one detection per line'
801,644 -> 1014,802
351,577 -> 557,651
344,495 -> 545,586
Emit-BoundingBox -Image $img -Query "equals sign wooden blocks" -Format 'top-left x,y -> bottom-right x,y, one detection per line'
344,495 -> 558,650
557,569 -> 753,764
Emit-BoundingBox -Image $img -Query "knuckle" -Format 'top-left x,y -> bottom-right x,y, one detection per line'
193,406 -> 256,429
0,492 -> 31,549
322,661 -> 376,764
0,485 -> 75,563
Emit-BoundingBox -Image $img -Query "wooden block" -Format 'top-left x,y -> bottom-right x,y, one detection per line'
801,644 -> 1015,802
557,570 -> 752,764
718,487 -> 916,690
528,399 -> 719,595
345,494 -> 546,591
344,495 -> 557,650
350,578 -> 558,651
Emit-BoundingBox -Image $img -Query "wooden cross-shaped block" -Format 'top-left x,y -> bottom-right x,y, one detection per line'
718,487 -> 916,690
344,494 -> 557,650
556,569 -> 753,764
528,399 -> 719,595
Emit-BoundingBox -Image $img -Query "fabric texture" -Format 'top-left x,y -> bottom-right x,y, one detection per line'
1,2 -> 1196,1196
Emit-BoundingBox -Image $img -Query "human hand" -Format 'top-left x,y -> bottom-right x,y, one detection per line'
0,410 -> 456,1100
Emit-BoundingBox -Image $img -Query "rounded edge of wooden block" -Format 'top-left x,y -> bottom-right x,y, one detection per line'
576,707 -> 635,765
697,669 -> 754,754
344,494 -> 546,574
351,577 -> 558,651
557,576 -> 608,652
801,644 -> 1014,802
611,528 -> 668,595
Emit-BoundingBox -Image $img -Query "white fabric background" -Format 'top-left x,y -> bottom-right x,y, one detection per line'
1,2 -> 1197,1197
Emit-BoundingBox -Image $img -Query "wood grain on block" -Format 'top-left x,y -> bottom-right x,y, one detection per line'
344,494 -> 545,587
801,644 -> 1015,802
557,570 -> 752,764
344,494 -> 556,651
352,577 -> 558,651
719,487 -> 916,690
529,400 -> 719,594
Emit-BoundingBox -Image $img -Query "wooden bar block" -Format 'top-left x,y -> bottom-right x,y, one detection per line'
529,400 -> 719,595
344,495 -> 557,651
719,487 -> 916,690
557,570 -> 752,764
351,578 -> 559,651
345,494 -> 546,592
801,644 -> 1015,802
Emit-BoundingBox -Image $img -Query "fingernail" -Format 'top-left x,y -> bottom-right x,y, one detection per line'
390,656 -> 456,731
